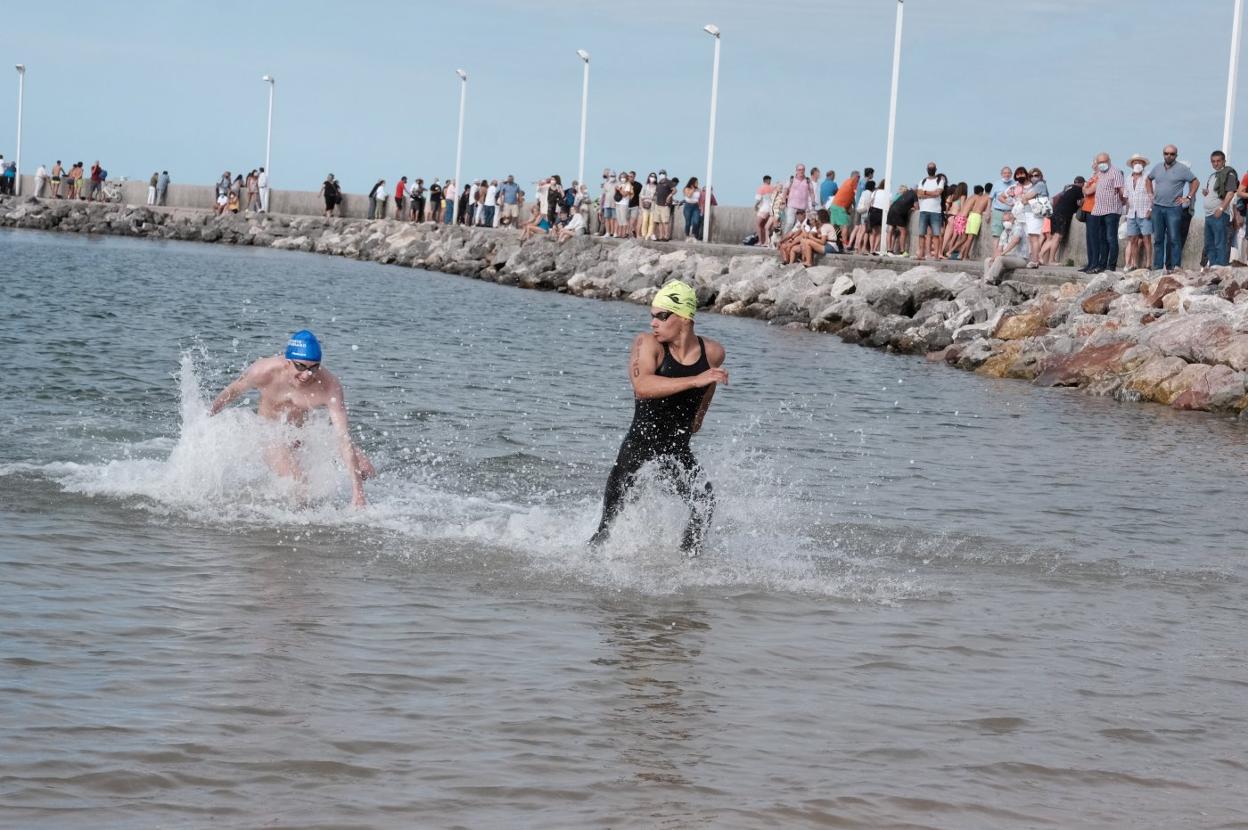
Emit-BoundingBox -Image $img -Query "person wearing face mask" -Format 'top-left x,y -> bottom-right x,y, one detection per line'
639,172 -> 658,240
1121,154 -> 1154,271
1147,145 -> 1198,274
1080,153 -> 1125,274
990,165 -> 1016,238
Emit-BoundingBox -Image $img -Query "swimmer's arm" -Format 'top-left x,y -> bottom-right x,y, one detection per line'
691,341 -> 726,434
629,334 -> 728,400
326,389 -> 367,508
209,362 -> 264,415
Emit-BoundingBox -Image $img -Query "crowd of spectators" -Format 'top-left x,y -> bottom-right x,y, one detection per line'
758,145 -> 1248,276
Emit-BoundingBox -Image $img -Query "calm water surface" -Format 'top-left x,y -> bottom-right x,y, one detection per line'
1,229 -> 1245,829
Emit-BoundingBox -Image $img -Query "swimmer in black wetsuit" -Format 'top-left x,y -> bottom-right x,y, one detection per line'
590,279 -> 728,556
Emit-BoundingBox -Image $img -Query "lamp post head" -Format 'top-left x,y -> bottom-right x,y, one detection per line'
703,24 -> 720,37
576,49 -> 590,62
456,69 -> 467,81
262,74 -> 274,83
15,64 -> 25,74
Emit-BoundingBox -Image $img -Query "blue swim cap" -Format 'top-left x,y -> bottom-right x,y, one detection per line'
285,330 -> 322,362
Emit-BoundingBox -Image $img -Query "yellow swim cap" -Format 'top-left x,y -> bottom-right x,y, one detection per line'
652,280 -> 697,320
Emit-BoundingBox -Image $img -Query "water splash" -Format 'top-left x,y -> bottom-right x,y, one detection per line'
6,351 -> 931,602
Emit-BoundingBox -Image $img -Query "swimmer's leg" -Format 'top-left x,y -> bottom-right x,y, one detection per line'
589,438 -> 646,547
666,447 -> 715,557
264,443 -> 309,501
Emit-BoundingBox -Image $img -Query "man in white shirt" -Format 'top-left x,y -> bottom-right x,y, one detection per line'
915,162 -> 945,261
484,179 -> 498,227
257,167 -> 270,212
34,164 -> 48,198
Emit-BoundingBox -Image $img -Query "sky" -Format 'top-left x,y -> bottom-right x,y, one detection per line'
2,0 -> 1245,204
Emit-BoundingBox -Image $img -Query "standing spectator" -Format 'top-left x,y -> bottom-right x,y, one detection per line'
820,168 -> 838,209
0,154 -> 10,195
639,173 -> 658,240
483,179 -> 498,227
1121,153 -> 1153,270
1202,150 -> 1238,268
869,179 -> 890,254
1039,176 -> 1084,266
157,170 -> 170,206
366,179 -> 386,219
257,167 -> 268,212
830,171 -> 859,249
409,178 -> 425,222
598,169 -> 614,236
654,173 -> 675,241
71,162 -> 84,200
785,163 -> 814,232
989,165 -> 1015,237
146,171 -> 158,205
915,162 -> 944,261
1082,152 -> 1124,274
50,160 -> 64,198
395,176 -> 408,219
35,163 -> 48,197
886,184 -> 918,255
627,171 -> 642,237
1018,168 -> 1050,268
428,179 -> 443,224
614,173 -> 631,238
246,170 -> 260,212
682,177 -> 702,241
89,161 -> 105,201
1147,145 -> 1198,274
546,174 -> 564,226
754,175 -> 775,246
457,180 -> 470,224
697,185 -> 716,240
499,175 -> 520,226
319,173 -> 339,218
953,185 -> 990,261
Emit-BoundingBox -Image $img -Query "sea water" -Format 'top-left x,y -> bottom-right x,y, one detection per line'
1,229 -> 1244,828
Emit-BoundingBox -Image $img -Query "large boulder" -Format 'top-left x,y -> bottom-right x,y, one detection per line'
1171,364 -> 1248,412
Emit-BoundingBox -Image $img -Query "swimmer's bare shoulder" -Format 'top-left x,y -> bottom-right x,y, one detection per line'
703,337 -> 726,368
211,355 -> 283,415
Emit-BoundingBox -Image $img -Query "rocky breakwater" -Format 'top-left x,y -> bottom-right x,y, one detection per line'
939,266 -> 1248,415
1,196 -> 1044,356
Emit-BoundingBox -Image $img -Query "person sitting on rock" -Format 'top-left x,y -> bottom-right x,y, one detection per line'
553,208 -> 587,242
519,203 -> 551,241
984,210 -> 1030,285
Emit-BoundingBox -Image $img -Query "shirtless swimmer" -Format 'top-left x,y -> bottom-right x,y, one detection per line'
210,330 -> 374,507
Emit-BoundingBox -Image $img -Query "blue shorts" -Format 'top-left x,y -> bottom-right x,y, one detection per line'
603,207 -> 615,218
918,211 -> 943,236
1124,216 -> 1153,236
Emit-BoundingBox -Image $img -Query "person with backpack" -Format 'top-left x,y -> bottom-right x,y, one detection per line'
319,174 -> 340,218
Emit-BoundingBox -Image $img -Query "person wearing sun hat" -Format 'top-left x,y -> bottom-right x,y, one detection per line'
589,280 -> 728,556
209,329 -> 375,508
1122,152 -> 1154,270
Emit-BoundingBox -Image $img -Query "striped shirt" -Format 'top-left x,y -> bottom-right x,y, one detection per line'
1123,172 -> 1151,219
1091,165 -> 1125,216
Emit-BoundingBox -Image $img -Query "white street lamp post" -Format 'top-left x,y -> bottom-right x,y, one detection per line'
880,0 -> 904,256
14,64 -> 25,197
452,69 -> 467,226
262,75 -> 275,183
702,25 -> 720,244
1225,0 -> 1244,157
577,50 -> 590,192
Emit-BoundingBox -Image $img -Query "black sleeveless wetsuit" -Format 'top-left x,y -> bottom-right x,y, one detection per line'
592,337 -> 716,553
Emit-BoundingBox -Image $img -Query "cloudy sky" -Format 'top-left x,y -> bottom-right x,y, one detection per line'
2,0 -> 1243,203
